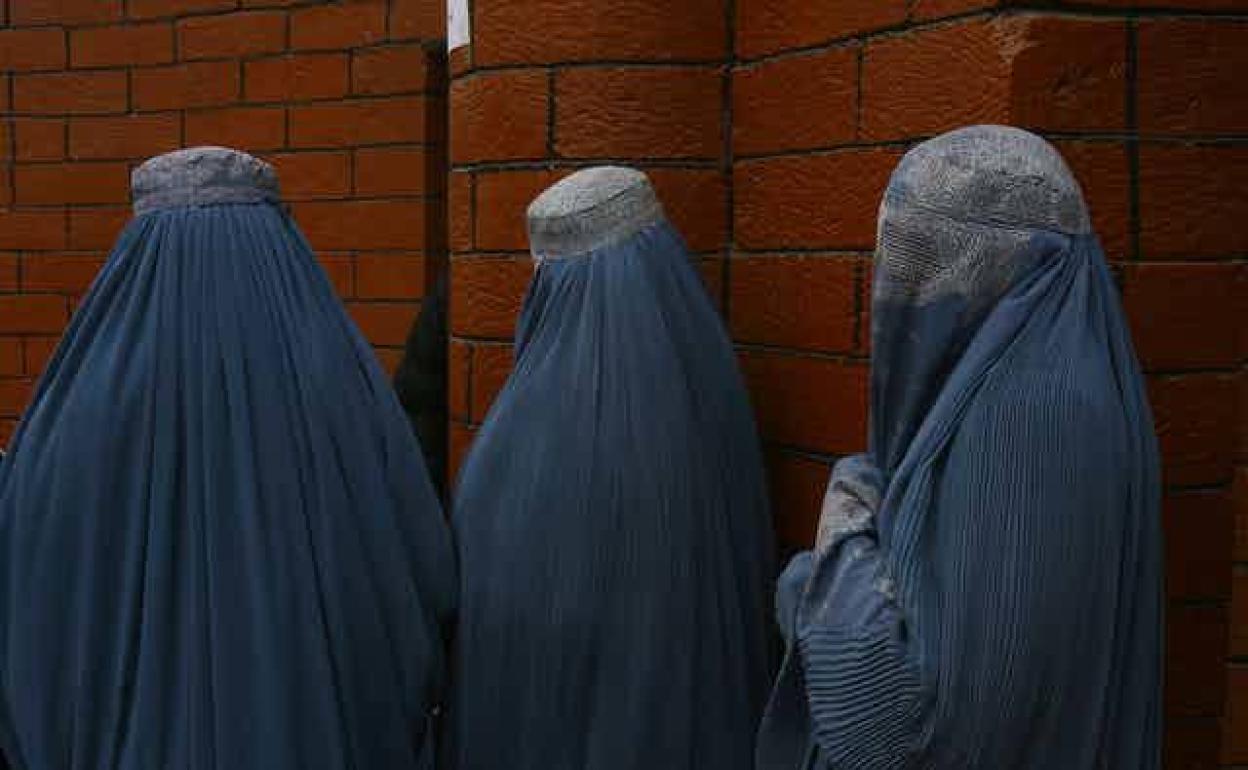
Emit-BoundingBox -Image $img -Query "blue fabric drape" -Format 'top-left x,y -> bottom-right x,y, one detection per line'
0,203 -> 456,770
446,221 -> 775,770
757,229 -> 1162,768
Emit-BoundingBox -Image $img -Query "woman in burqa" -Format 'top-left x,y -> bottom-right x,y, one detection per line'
0,148 -> 456,769
446,168 -> 774,770
755,126 -> 1162,769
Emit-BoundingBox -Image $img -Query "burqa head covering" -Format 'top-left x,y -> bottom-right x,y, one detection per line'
0,147 -> 456,770
446,167 -> 775,770
756,126 -> 1162,769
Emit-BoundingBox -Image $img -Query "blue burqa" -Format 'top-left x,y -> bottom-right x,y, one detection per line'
0,148 -> 456,770
756,126 -> 1162,769
447,219 -> 775,770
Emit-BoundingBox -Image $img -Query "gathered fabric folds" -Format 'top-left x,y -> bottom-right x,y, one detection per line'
756,127 -> 1162,769
446,221 -> 775,770
0,202 -> 456,769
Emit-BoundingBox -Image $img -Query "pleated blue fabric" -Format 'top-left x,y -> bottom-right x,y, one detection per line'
756,126 -> 1162,769
446,220 -> 775,770
0,179 -> 456,768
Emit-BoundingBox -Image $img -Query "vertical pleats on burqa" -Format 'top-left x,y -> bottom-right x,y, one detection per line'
0,148 -> 456,770
447,220 -> 774,770
756,126 -> 1162,769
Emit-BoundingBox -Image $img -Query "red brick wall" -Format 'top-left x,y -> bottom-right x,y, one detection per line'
450,2 -> 1246,767
0,0 -> 448,446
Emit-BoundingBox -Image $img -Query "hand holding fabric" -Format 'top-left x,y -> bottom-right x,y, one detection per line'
814,454 -> 883,553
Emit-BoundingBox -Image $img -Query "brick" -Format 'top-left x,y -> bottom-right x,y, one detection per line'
449,255 -> 532,339
556,68 -> 722,160
289,98 -> 430,147
449,47 -> 471,79
1236,468 -> 1248,563
71,23 -> 172,68
373,347 -> 403,377
0,379 -> 35,418
908,0 -> 1005,20
68,208 -> 127,250
69,113 -> 181,160
21,337 -> 59,377
469,343 -> 514,422
1083,0 -> 1248,6
448,340 -> 470,421
0,28 -> 67,71
133,61 -> 239,111
16,163 -> 129,206
0,255 -> 17,292
1163,718 -> 1222,770
0,296 -> 69,335
733,47 -> 857,157
731,255 -> 857,353
475,0 -> 726,66
0,341 -> 20,378
22,254 -> 105,293
317,253 -> 354,297
128,0 -> 236,18
11,0 -> 121,25
1163,487 -> 1233,601
735,149 -> 900,251
14,71 -> 127,115
737,0 -> 906,59
449,171 -> 473,253
177,11 -> 286,60
1166,604 -> 1226,717
646,168 -> 726,254
766,449 -> 830,551
474,169 -> 563,252
245,53 -> 350,102
1139,20 -> 1248,135
290,2 -> 386,50
347,302 -> 419,347
1233,570 -> 1248,658
1139,144 -> 1248,259
354,147 -> 429,196
1147,373 -> 1237,487
862,17 -> 1126,141
0,211 -> 66,251
1054,141 -> 1131,261
293,200 -> 427,251
352,45 -> 433,95
264,152 -> 350,200
0,420 -> 16,448
15,119 -> 66,161
389,0 -> 443,41
356,254 -> 426,299
739,350 -> 868,454
451,70 -> 549,164
1121,263 -> 1244,371
1228,666 -> 1248,764
185,107 -> 286,151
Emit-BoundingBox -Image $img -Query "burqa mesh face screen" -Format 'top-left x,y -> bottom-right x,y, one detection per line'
0,147 -> 457,770
756,125 -> 1162,770
447,173 -> 775,770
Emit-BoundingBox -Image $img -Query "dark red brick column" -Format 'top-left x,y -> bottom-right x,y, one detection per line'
0,0 -> 449,445
446,0 -> 733,482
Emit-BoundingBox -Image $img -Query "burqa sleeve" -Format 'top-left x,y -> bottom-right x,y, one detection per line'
795,379 -> 1105,768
